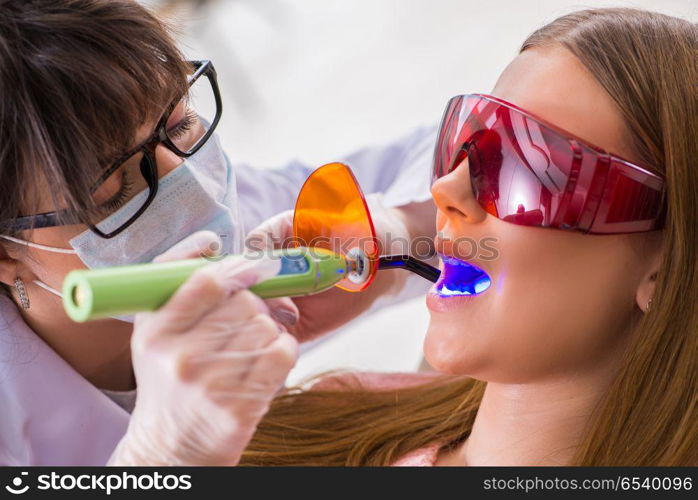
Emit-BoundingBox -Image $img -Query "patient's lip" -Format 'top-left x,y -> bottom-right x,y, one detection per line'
434,236 -> 491,276
426,288 -> 478,312
426,248 -> 492,313
426,257 -> 491,313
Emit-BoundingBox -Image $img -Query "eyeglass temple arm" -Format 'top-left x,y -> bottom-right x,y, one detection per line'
377,255 -> 441,283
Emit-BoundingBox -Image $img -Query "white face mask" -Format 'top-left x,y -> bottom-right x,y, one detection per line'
1,131 -> 243,323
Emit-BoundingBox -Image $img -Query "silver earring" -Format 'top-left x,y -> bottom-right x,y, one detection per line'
14,278 -> 30,310
646,298 -> 653,313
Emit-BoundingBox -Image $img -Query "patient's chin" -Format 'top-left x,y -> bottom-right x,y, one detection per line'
423,321 -> 490,376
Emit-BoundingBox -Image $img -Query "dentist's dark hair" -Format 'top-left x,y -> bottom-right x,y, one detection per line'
0,0 -> 190,236
0,0 -> 189,296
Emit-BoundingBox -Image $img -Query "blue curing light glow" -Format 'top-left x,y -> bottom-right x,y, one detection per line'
435,255 -> 491,297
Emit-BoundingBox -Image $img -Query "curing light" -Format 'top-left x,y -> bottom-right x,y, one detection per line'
435,255 -> 491,297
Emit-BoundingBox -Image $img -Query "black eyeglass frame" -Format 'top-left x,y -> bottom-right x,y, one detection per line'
5,59 -> 222,239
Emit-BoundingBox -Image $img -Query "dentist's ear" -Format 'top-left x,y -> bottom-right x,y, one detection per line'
636,248 -> 663,314
0,241 -> 40,288
0,243 -> 18,286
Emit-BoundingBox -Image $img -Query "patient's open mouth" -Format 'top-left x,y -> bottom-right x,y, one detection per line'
434,255 -> 491,297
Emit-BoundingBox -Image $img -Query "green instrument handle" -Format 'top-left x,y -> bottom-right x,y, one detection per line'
63,247 -> 349,322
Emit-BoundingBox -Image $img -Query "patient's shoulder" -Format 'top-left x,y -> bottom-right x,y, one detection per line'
308,371 -> 445,392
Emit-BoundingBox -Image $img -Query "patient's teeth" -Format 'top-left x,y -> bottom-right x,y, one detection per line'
435,254 -> 491,297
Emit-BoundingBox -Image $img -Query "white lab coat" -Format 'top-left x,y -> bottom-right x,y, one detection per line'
0,126 -> 437,465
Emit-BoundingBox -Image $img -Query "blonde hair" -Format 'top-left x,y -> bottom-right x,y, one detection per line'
241,8 -> 697,466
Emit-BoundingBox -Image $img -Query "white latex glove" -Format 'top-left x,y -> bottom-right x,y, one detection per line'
246,194 -> 429,342
108,231 -> 299,466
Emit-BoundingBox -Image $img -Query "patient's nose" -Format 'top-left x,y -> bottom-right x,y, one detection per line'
431,158 -> 487,225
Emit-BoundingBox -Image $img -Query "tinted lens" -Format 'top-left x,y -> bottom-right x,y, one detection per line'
89,152 -> 153,234
587,157 -> 665,233
434,95 -> 575,228
432,95 -> 468,182
165,73 -> 218,154
475,111 -> 575,227
293,162 -> 379,292
434,95 -> 665,234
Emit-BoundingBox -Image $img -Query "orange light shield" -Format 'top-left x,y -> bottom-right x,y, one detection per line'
292,162 -> 379,291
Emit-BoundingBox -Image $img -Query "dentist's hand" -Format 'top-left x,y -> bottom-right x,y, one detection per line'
108,231 -> 298,466
247,195 -> 436,342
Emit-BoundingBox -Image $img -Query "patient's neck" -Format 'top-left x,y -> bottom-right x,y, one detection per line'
438,364 -> 618,466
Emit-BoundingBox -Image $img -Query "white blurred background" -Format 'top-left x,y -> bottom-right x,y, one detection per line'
142,0 -> 696,385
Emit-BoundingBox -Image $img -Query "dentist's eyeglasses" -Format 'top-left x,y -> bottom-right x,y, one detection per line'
7,59 -> 222,239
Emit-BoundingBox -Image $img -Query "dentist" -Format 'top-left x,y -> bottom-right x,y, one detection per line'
0,0 -> 434,465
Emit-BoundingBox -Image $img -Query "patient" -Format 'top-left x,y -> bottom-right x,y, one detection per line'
239,8 -> 696,466
0,2 -> 693,467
